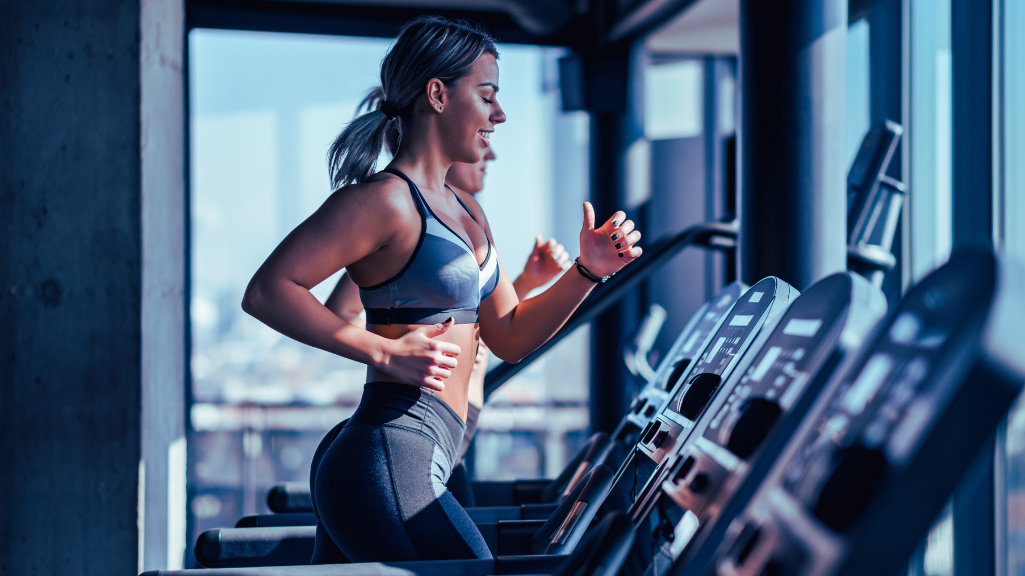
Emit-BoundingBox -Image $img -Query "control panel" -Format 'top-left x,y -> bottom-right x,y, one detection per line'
711,250 -> 1024,576
630,277 -> 799,517
626,282 -> 747,433
648,273 -> 886,576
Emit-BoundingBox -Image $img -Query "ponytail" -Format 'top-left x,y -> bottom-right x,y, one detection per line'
327,92 -> 392,190
356,87 -> 403,157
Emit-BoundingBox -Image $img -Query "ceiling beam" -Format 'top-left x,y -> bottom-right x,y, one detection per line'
606,0 -> 700,45
186,0 -> 592,48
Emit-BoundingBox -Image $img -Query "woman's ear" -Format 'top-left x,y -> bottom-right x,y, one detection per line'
425,78 -> 446,113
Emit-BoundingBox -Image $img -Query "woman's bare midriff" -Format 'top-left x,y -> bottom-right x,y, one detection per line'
366,322 -> 480,422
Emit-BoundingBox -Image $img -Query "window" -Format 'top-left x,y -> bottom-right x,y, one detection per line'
186,29 -> 590,555
1000,0 -> 1025,574
907,0 -> 953,281
847,17 -> 871,169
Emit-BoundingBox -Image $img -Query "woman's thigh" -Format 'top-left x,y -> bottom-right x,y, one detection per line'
313,423 -> 491,562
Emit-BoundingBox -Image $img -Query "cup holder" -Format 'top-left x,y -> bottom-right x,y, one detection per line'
677,373 -> 723,420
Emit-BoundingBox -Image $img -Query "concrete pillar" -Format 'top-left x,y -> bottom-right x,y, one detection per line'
0,0 -> 186,573
738,0 -> 848,289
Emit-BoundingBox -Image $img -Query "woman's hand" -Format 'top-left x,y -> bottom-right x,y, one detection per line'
379,318 -> 461,391
577,202 -> 642,279
516,235 -> 570,295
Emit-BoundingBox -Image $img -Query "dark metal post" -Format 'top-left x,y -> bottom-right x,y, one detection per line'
586,51 -> 642,434
950,1 -> 996,574
738,0 -> 848,289
868,0 -> 907,303
952,0 -> 994,250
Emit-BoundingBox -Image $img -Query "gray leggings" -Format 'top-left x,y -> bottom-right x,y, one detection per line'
310,382 -> 492,563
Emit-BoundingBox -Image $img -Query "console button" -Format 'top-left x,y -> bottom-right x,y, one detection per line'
689,472 -> 709,494
652,430 -> 669,448
641,421 -> 661,445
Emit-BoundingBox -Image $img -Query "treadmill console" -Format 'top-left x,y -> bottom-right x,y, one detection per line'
626,283 -> 747,432
646,273 -> 886,576
634,277 -> 799,497
714,250 -> 1024,576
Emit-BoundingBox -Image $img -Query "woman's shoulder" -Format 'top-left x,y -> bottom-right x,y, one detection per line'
325,172 -> 420,221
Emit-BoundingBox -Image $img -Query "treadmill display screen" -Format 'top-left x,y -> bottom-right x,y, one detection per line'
779,256 -> 993,509
655,286 -> 744,392
703,274 -> 852,456
666,279 -> 778,419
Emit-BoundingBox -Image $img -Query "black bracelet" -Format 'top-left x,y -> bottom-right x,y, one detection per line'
575,258 -> 606,283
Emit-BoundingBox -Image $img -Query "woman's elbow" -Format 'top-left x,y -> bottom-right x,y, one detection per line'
241,280 -> 268,318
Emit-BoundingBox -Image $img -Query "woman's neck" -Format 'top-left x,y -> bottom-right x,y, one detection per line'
388,124 -> 453,192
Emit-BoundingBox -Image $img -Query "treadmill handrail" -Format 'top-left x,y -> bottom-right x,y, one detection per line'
483,219 -> 738,401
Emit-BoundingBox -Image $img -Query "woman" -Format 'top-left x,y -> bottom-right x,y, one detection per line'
324,145 -> 569,507
242,16 -> 642,563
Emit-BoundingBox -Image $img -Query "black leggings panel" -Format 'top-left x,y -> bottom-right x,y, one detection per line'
310,382 -> 491,563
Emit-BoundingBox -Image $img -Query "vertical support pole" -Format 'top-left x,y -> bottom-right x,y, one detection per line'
141,0 -> 188,568
586,51 -> 641,433
953,435 -> 996,576
952,0 -> 994,250
738,0 -> 848,289
868,0 -> 907,303
951,0 -> 997,574
703,57 -> 733,297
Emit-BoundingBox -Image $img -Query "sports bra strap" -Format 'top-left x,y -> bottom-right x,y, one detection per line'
381,168 -> 429,217
446,184 -> 481,225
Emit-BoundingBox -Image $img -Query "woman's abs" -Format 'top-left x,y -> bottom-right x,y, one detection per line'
366,322 -> 478,421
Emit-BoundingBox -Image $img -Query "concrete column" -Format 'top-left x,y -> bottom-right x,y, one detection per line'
0,0 -> 186,573
738,0 -> 848,289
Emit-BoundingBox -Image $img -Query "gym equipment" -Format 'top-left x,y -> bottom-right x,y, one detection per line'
145,511 -> 635,576
191,464 -> 615,569
845,120 -> 904,286
626,272 -> 887,576
709,250 -> 1023,576
623,277 -> 799,524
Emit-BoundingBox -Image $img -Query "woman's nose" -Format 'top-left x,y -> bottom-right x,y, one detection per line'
491,103 -> 506,125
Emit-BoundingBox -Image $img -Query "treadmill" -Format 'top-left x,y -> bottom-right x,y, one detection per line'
708,249 -> 1024,576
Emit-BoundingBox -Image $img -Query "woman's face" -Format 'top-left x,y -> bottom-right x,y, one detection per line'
436,53 -> 506,165
445,147 -> 496,194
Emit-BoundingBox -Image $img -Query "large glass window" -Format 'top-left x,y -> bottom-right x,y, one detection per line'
908,0 -> 953,281
1000,0 -> 1025,574
846,17 -> 871,169
187,29 -> 590,552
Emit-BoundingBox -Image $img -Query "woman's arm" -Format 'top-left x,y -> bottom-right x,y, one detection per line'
242,180 -> 461,390
473,199 -> 642,363
324,272 -> 366,329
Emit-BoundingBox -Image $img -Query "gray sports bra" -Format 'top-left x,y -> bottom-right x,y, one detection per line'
359,169 -> 500,325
